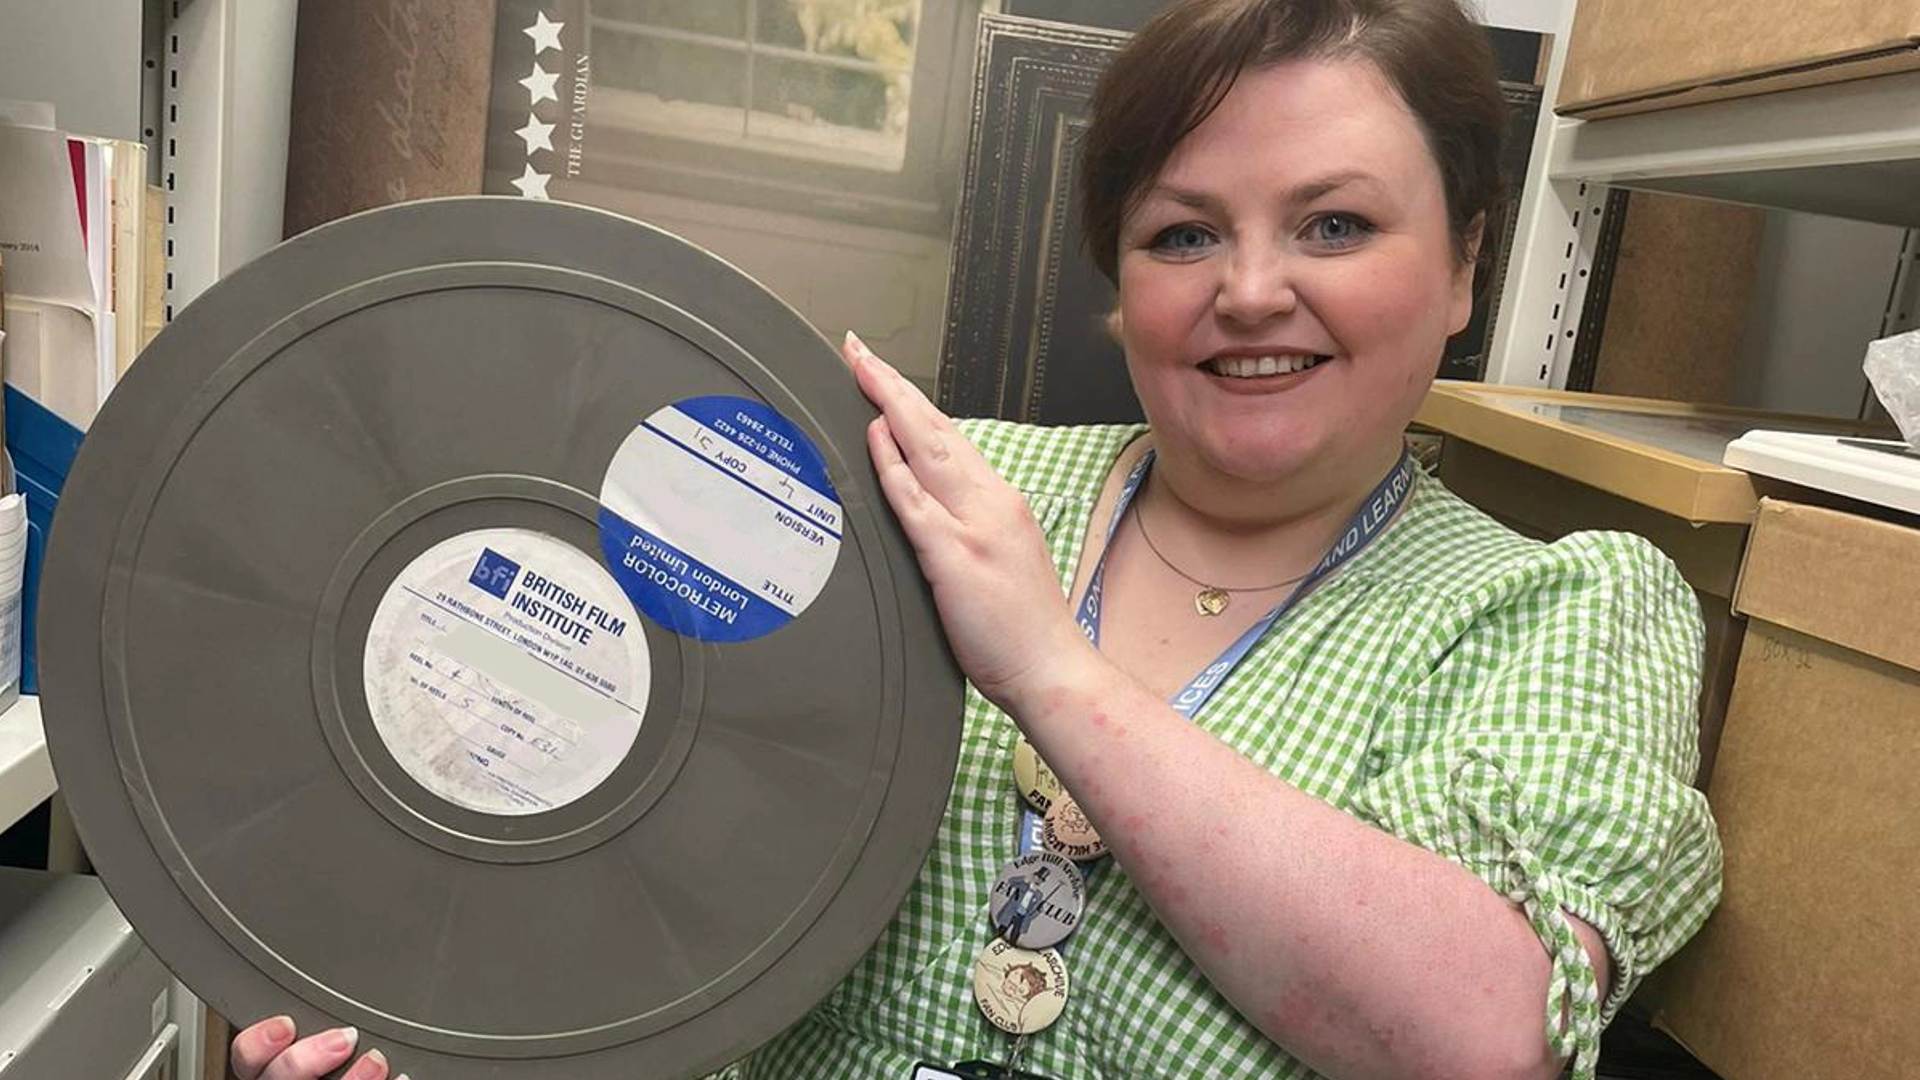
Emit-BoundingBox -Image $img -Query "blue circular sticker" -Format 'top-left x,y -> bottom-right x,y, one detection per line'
599,396 -> 843,642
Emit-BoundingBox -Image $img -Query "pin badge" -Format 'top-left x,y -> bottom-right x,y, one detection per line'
988,851 -> 1085,949
1041,795 -> 1106,862
1011,736 -> 1063,814
972,938 -> 1069,1036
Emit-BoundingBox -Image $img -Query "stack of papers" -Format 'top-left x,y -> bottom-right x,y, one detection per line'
0,103 -> 154,429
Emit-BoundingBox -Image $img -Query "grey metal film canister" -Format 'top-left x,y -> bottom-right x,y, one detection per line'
40,197 -> 962,1079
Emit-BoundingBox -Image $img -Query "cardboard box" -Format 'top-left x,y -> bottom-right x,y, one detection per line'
1558,0 -> 1920,119
1643,500 -> 1920,1080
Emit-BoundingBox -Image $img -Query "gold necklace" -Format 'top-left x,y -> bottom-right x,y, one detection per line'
1131,503 -> 1310,617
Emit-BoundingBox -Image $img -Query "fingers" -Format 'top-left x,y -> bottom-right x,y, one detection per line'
842,331 -> 952,439
232,1020 -> 403,1080
867,415 -> 946,539
257,1027 -> 357,1080
230,1016 -> 296,1080
339,1049 -> 395,1080
841,331 -> 912,410
844,331 -> 978,510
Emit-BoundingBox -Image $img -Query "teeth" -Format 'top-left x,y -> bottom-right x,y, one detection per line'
1209,354 -> 1322,378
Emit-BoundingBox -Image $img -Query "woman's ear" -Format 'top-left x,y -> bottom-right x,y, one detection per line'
1103,308 -> 1124,344
1448,213 -> 1487,335
1461,213 -> 1487,268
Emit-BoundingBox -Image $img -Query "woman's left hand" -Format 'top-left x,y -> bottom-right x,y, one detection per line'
842,332 -> 1094,709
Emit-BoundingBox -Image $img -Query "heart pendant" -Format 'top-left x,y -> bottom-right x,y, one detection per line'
1194,588 -> 1230,617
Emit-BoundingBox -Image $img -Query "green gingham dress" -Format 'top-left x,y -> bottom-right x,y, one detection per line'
734,420 -> 1723,1079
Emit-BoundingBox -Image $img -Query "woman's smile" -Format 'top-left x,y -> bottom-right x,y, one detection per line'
1197,350 -> 1335,394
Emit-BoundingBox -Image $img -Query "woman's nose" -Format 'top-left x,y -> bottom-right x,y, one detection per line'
1214,245 -> 1299,325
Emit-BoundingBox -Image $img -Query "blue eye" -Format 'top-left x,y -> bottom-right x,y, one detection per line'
1150,223 -> 1217,256
1307,213 -> 1373,250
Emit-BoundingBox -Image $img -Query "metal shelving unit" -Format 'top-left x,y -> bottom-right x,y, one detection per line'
1547,68 -> 1920,227
1485,20 -> 1920,395
153,0 -> 299,319
1484,13 -> 1620,389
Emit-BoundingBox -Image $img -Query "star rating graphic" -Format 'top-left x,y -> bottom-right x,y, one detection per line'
508,11 -> 571,202
520,62 -> 559,106
524,11 -> 565,54
515,113 -> 555,154
511,162 -> 551,200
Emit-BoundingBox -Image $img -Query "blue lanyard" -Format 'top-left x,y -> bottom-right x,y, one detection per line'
1016,446 -> 1416,856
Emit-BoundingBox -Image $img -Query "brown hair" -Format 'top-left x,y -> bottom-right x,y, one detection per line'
1078,0 -> 1507,284
1005,961 -> 1050,999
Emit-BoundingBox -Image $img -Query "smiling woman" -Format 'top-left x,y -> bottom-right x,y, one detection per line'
234,2 -> 1722,1079
723,3 -> 1715,1078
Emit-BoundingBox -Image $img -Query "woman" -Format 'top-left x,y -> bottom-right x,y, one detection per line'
233,1 -> 1720,1077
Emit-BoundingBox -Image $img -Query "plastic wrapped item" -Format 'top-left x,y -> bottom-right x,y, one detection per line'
1865,328 -> 1920,449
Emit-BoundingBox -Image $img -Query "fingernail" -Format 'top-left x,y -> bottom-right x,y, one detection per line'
325,1027 -> 359,1055
265,1016 -> 296,1045
847,330 -> 873,358
348,1048 -> 386,1080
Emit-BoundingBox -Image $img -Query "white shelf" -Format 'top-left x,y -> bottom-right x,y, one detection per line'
0,696 -> 53,837
1725,431 -> 1920,516
1548,68 -> 1920,227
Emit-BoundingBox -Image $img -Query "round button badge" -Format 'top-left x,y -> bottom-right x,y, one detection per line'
1041,795 -> 1107,862
1010,735 -> 1063,814
972,939 -> 1069,1036
988,851 -> 1085,950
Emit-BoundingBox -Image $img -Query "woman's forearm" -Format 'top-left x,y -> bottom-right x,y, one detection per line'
1004,649 -> 1606,1080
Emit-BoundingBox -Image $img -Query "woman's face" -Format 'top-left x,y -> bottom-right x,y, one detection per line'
1115,58 -> 1474,490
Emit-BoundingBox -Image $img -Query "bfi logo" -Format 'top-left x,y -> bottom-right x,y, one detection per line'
469,548 -> 521,599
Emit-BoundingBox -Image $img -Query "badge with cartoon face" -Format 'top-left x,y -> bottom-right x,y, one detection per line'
972,938 -> 1069,1036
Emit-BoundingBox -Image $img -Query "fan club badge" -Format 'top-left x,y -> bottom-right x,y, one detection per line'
989,851 -> 1085,950
972,938 -> 1069,1036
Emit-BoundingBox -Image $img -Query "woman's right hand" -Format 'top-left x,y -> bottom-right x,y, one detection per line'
230,1017 -> 399,1080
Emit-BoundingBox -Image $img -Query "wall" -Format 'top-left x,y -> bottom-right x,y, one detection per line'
0,0 -> 143,140
1732,211 -> 1908,419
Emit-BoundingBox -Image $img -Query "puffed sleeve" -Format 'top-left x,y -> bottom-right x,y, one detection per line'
1346,531 -> 1723,1079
